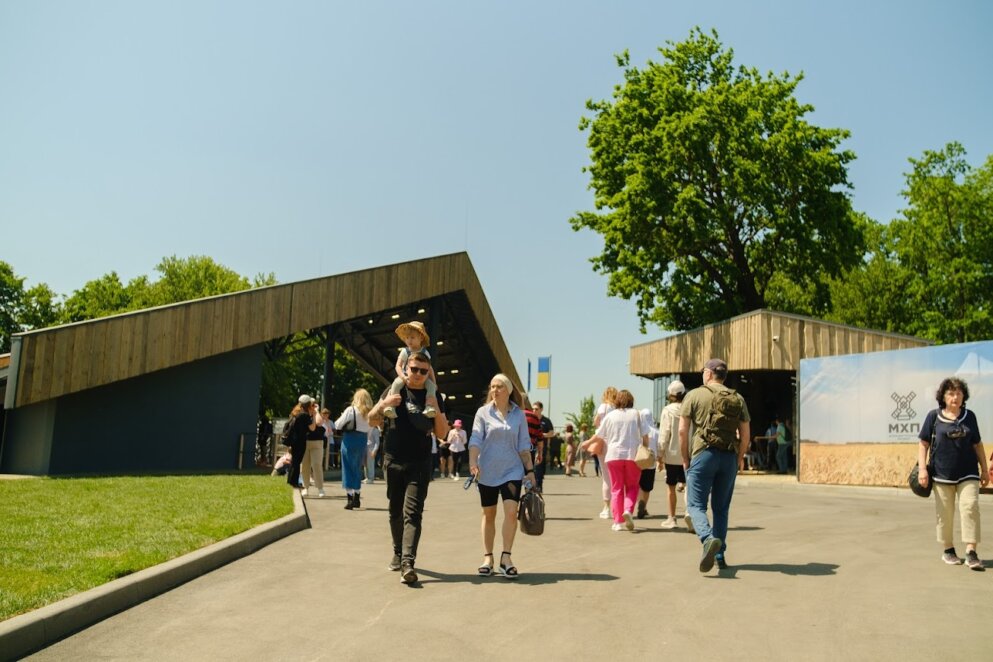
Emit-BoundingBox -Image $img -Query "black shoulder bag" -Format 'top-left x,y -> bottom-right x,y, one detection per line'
908,415 -> 936,498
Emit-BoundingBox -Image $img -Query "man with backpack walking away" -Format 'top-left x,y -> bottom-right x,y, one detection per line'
679,358 -> 751,574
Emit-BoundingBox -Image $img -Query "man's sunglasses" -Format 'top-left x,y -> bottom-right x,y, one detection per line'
408,366 -> 429,376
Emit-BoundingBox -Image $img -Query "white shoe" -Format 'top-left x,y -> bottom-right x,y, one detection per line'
599,507 -> 611,519
454,473 -> 460,479
318,490 -> 326,498
611,523 -> 624,532
623,512 -> 635,531
660,517 -> 677,529
684,514 -> 696,533
300,488 -> 308,497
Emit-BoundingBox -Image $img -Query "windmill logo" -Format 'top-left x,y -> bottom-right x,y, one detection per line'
891,392 -> 916,421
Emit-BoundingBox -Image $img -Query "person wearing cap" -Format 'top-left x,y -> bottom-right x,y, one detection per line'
286,395 -> 318,492
368,350 -> 449,584
383,321 -> 440,419
446,419 -> 468,480
679,359 -> 751,572
658,380 -> 688,530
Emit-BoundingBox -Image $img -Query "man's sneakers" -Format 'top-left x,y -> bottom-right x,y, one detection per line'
715,553 -> 728,570
400,562 -> 418,584
388,554 -> 402,572
636,500 -> 648,519
684,514 -> 696,534
942,549 -> 964,565
966,550 -> 985,571
699,537 -> 723,573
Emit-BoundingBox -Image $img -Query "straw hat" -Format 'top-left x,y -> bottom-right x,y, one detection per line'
395,320 -> 430,346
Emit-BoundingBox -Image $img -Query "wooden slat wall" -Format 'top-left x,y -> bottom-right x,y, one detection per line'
12,252 -> 522,409
630,310 -> 929,377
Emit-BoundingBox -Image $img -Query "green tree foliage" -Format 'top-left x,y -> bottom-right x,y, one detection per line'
0,262 -> 25,353
149,255 -> 251,304
829,143 -> 993,343
571,28 -> 863,331
564,395 -> 596,438
0,261 -> 61,352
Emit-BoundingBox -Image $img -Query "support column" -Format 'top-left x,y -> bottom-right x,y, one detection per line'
321,324 -> 337,409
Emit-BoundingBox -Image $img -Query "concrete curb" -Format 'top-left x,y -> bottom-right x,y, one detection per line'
0,490 -> 309,662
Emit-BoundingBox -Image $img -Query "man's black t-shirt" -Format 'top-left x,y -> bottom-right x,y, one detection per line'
383,386 -> 445,463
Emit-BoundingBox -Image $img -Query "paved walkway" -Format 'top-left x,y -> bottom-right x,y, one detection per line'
24,473 -> 993,661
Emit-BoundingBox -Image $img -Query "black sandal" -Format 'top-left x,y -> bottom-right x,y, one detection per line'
498,551 -> 519,579
477,553 -> 494,576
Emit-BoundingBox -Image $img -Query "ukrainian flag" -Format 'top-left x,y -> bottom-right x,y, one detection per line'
537,356 -> 551,389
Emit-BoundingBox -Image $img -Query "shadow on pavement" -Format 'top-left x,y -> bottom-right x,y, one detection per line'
714,562 -> 839,578
416,569 -> 619,585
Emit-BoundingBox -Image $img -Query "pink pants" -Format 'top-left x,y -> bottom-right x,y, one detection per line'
606,459 -> 641,524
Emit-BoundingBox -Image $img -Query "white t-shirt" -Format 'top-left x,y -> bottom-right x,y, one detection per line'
658,402 -> 683,464
596,408 -> 649,462
594,402 -> 614,427
335,406 -> 371,433
447,428 -> 467,453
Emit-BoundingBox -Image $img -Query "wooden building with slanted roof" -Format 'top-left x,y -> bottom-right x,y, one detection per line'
629,310 -> 930,469
0,252 -> 521,476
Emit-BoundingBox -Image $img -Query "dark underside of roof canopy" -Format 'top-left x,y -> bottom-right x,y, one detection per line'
268,290 -> 500,423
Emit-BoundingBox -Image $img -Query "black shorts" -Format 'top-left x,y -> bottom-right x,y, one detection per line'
639,468 -> 656,492
664,463 -> 686,486
478,480 -> 522,508
438,446 -> 451,459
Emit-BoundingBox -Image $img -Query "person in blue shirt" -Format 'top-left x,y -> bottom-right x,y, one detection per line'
468,373 -> 535,579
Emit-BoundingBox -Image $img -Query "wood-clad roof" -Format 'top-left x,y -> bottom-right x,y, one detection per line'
6,252 -> 519,409
629,309 -> 930,378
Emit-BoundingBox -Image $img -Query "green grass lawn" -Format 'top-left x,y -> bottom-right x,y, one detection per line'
0,475 -> 293,621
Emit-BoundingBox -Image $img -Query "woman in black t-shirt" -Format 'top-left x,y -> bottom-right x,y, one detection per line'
917,377 -> 989,570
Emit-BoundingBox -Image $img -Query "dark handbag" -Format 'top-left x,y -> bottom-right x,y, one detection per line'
908,416 -> 937,498
518,487 -> 545,536
339,408 -> 356,433
908,462 -> 932,497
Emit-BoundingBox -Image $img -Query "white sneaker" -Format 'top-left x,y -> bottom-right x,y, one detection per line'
599,507 -> 611,519
684,514 -> 696,533
300,488 -> 308,497
611,523 -> 624,532
452,475 -> 459,481
318,490 -> 326,498
454,473 -> 460,479
660,517 -> 677,529
622,512 -> 635,531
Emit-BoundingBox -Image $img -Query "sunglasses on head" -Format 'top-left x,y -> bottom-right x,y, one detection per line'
946,425 -> 967,439
408,366 -> 429,376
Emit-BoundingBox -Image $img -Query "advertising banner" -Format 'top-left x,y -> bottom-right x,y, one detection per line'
798,340 -> 993,486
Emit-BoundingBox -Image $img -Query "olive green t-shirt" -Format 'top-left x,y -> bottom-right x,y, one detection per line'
680,384 -> 751,458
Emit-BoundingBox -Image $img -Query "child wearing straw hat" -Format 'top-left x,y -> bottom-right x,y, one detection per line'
383,321 -> 440,419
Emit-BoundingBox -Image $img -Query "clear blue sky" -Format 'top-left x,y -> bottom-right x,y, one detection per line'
2,1 -> 991,427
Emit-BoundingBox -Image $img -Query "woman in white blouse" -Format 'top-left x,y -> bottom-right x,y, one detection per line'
336,389 -> 373,510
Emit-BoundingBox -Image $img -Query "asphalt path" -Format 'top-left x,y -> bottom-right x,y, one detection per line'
27,472 -> 993,661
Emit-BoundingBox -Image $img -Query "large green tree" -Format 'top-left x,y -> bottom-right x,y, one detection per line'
829,143 -> 993,343
571,28 -> 863,331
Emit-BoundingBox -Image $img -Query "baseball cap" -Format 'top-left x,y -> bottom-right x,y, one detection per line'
667,380 -> 685,396
298,395 -> 313,405
703,358 -> 728,377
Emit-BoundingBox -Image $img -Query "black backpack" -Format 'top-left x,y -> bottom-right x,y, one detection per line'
701,385 -> 743,452
280,415 -> 297,445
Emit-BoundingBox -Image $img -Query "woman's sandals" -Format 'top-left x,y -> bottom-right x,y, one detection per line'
498,551 -> 519,579
477,552 -> 494,576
